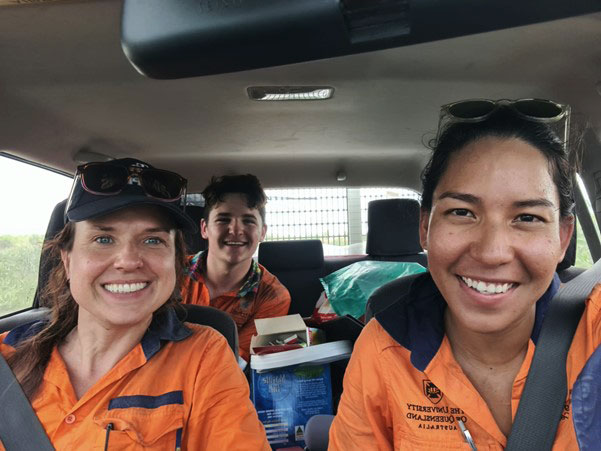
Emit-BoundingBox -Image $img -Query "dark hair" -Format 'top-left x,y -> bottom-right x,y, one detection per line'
202,174 -> 267,223
421,105 -> 575,218
7,220 -> 188,400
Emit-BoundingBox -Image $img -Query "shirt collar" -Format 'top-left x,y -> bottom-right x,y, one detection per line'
186,250 -> 262,298
376,272 -> 560,372
140,306 -> 192,360
4,306 -> 192,362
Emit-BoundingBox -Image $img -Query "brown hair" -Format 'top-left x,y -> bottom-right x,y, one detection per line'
6,220 -> 188,400
202,174 -> 267,223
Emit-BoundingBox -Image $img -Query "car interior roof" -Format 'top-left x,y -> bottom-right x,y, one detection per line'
0,1 -> 601,193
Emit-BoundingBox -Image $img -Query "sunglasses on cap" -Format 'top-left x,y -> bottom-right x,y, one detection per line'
65,161 -> 188,214
440,98 -> 569,123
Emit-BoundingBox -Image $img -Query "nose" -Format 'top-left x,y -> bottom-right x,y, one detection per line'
113,242 -> 143,271
469,221 -> 514,266
228,219 -> 243,235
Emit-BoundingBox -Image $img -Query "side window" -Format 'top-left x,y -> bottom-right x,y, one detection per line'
0,155 -> 72,317
574,174 -> 598,269
575,220 -> 593,268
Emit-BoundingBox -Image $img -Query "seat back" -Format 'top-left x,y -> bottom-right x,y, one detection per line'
365,198 -> 427,266
258,240 -> 325,317
180,304 -> 238,358
33,199 -> 68,307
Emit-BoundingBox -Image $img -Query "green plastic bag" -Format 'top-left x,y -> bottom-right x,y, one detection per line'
320,261 -> 426,319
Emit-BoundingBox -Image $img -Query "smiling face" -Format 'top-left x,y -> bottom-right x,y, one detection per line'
201,193 -> 267,268
420,137 -> 573,335
61,205 -> 177,330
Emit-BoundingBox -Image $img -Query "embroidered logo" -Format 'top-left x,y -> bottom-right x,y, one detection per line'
423,380 -> 444,404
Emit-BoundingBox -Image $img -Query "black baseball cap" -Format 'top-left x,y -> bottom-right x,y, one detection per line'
65,158 -> 198,233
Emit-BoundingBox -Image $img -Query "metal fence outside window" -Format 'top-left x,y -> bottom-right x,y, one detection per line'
264,187 -> 420,255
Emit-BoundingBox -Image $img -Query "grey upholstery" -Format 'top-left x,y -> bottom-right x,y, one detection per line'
258,240 -> 324,317
178,304 -> 239,358
365,273 -> 420,323
365,198 -> 427,266
304,414 -> 335,451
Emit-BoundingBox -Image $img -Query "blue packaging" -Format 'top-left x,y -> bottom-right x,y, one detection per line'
251,363 -> 333,449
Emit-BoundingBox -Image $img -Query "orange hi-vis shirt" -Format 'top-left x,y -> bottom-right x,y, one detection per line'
330,273 -> 601,450
181,251 -> 291,362
0,308 -> 270,451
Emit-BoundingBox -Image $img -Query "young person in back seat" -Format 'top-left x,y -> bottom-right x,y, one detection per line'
0,159 -> 270,450
181,174 -> 291,363
329,100 -> 601,449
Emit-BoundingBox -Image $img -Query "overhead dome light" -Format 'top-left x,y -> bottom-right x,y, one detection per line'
248,86 -> 334,101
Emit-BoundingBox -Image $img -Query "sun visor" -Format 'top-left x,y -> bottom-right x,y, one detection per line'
121,0 -> 601,80
120,0 -> 411,79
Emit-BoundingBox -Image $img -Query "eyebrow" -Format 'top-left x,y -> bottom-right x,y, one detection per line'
438,192 -> 556,209
214,213 -> 258,220
438,192 -> 480,204
513,198 -> 556,209
89,224 -> 172,233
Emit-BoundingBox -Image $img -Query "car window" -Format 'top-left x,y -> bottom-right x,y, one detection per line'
0,155 -> 72,317
264,187 -> 420,256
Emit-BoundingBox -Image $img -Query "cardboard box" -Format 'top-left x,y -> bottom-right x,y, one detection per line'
251,314 -> 311,355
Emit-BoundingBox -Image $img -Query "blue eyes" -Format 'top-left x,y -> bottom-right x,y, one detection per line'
93,236 -> 165,245
144,237 -> 164,245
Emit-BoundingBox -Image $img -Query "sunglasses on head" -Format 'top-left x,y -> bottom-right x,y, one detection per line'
73,162 -> 187,201
440,98 -> 569,123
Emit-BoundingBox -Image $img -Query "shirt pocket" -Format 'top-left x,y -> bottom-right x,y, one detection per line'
93,392 -> 184,450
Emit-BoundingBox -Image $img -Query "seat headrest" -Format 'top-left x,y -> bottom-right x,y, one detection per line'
183,205 -> 207,254
258,240 -> 324,271
366,198 -> 423,256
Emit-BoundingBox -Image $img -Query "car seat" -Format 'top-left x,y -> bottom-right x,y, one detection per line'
258,239 -> 324,317
365,198 -> 427,267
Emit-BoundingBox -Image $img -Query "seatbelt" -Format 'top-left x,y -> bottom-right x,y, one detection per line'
0,354 -> 54,450
505,257 -> 601,451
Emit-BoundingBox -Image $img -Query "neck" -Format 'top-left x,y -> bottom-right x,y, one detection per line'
204,251 -> 252,296
60,311 -> 151,387
444,307 -> 535,368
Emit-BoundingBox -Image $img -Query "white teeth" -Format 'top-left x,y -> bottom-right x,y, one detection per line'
104,282 -> 148,294
225,241 -> 245,246
460,277 -> 513,295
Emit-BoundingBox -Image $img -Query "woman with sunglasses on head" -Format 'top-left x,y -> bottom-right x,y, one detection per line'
329,100 -> 601,449
0,158 -> 270,450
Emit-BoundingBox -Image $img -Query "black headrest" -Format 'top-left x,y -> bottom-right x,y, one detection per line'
258,240 -> 324,271
183,205 -> 207,254
34,199 -> 68,307
366,198 -> 423,256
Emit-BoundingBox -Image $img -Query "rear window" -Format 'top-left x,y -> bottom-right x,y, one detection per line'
264,187 -> 420,256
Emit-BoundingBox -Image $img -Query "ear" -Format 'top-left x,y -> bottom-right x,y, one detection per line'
419,209 -> 431,251
260,224 -> 267,241
60,249 -> 71,280
200,218 -> 209,240
557,216 -> 575,263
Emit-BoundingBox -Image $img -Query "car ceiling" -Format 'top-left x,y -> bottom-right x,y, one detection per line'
1,0 -> 601,192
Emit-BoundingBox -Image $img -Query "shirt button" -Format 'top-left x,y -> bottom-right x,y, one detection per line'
65,414 -> 76,424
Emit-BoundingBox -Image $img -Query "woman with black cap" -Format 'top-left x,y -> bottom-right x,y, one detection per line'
0,158 -> 270,450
